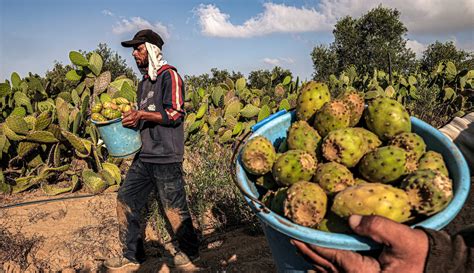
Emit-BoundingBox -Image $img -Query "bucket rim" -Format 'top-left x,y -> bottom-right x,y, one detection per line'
91,117 -> 122,126
234,111 -> 471,251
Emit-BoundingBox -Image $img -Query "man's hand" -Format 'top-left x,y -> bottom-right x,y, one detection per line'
122,109 -> 142,127
292,215 -> 429,273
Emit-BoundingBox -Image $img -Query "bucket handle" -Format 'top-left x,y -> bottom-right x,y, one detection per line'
230,109 -> 289,214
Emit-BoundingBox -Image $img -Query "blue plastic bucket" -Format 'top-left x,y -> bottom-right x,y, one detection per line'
91,118 -> 142,158
233,110 -> 470,272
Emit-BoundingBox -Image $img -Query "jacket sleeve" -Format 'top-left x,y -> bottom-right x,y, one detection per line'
159,69 -> 185,126
420,226 -> 474,273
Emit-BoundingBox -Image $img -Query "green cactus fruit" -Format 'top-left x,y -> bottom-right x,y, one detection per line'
313,100 -> 351,137
339,90 -> 364,126
331,183 -> 411,223
120,104 -> 132,113
287,120 -> 321,158
359,146 -> 407,183
91,113 -> 107,122
102,101 -> 118,110
115,97 -> 130,104
82,169 -> 107,194
364,97 -> 411,140
254,173 -> 278,190
418,151 -> 449,177
352,128 -> 382,152
100,93 -> 112,104
313,162 -> 355,194
322,128 -> 367,167
102,108 -> 121,120
272,150 -> 317,186
401,169 -> 453,216
270,187 -> 288,216
241,136 -> 277,175
317,211 -> 352,234
296,82 -> 330,122
283,181 -> 327,227
389,132 -> 426,172
91,103 -> 102,113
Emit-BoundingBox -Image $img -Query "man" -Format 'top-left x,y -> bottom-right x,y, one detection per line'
104,29 -> 200,270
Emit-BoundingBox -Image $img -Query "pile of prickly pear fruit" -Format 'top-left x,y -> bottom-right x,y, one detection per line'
90,95 -> 134,122
240,81 -> 454,233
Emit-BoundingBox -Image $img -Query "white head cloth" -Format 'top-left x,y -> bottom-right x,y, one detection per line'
144,42 -> 167,81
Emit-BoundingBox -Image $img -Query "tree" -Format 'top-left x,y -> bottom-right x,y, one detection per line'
311,45 -> 338,81
421,41 -> 473,72
311,6 -> 416,80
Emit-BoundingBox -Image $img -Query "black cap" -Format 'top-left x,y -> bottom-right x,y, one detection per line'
121,29 -> 164,49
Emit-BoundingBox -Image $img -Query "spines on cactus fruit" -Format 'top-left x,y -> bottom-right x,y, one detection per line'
313,100 -> 351,137
358,146 -> 407,183
296,82 -> 330,122
284,181 -> 327,227
272,150 -> 317,186
287,120 -> 321,158
364,97 -> 411,140
313,162 -> 355,194
241,136 -> 277,175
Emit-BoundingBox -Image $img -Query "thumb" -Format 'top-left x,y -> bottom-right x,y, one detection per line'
348,215 -> 416,249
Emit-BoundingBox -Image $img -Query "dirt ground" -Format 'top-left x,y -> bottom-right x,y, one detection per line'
0,178 -> 472,273
0,192 -> 275,272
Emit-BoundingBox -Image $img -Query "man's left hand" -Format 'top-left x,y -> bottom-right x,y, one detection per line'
122,109 -> 142,127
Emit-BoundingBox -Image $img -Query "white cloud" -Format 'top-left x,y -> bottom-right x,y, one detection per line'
195,3 -> 331,38
262,57 -> 295,66
102,10 -> 114,17
112,17 -> 170,40
195,1 -> 474,38
406,39 -> 426,58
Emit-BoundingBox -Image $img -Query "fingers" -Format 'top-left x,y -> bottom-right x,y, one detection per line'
348,215 -> 419,249
310,245 -> 380,273
291,240 -> 339,272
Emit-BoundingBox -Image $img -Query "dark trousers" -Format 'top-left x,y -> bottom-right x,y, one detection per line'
117,158 -> 199,262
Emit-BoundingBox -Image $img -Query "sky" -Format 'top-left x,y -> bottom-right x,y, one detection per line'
0,0 -> 473,82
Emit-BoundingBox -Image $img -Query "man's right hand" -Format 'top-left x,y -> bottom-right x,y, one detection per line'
292,215 -> 429,273
122,109 -> 142,127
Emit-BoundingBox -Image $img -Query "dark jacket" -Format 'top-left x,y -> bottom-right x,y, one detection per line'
422,225 -> 474,273
137,64 -> 185,164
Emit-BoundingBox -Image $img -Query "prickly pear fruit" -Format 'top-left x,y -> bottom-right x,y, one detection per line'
284,181 -> 327,227
359,146 -> 407,183
401,169 -> 453,216
313,100 -> 351,137
287,120 -> 321,158
317,211 -> 352,234
115,97 -> 130,104
389,132 -> 426,172
101,108 -> 121,120
296,82 -> 330,122
103,101 -> 118,110
272,150 -> 317,186
322,128 -> 367,167
91,103 -> 102,113
313,162 -> 355,194
120,104 -> 132,113
364,97 -> 411,140
241,136 -> 277,175
271,187 -> 288,216
331,183 -> 411,223
339,90 -> 364,126
418,151 -> 449,177
352,128 -> 382,152
91,113 -> 107,122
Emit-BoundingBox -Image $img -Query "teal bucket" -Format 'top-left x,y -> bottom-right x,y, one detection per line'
92,118 -> 142,158
232,110 -> 470,272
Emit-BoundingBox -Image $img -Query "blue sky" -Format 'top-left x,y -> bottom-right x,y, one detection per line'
1,0 -> 473,82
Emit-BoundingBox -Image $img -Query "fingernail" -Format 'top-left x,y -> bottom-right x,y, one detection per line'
349,215 -> 362,228
289,240 -> 295,246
